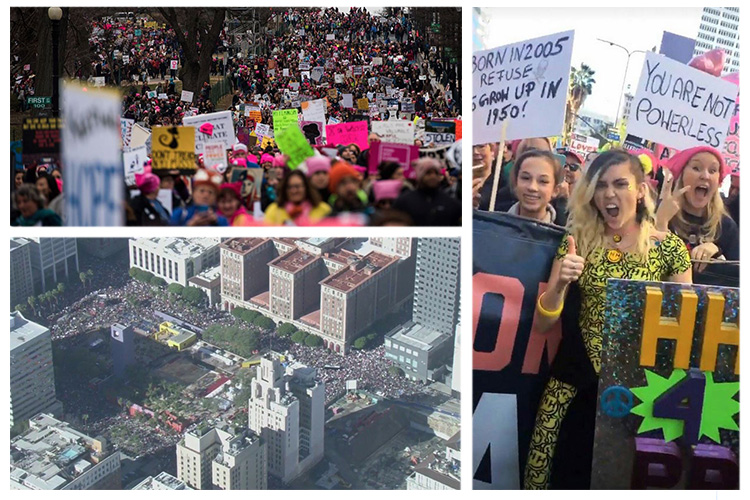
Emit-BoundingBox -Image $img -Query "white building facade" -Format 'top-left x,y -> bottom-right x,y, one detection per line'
129,237 -> 220,287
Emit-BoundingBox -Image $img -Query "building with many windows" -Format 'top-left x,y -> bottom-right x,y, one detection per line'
128,237 -> 220,287
406,431 -> 460,490
248,353 -> 324,484
10,312 -> 62,428
25,238 -> 79,295
693,6 -> 740,75
10,238 -> 34,309
11,414 -> 121,490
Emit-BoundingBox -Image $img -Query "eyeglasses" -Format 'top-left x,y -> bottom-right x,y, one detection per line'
564,163 -> 581,172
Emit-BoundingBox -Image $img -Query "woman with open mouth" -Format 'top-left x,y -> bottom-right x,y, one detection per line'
656,146 -> 739,283
523,149 -> 693,489
506,149 -> 566,225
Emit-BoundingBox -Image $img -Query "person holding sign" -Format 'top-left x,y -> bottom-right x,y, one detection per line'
524,150 -> 692,489
264,170 -> 331,225
656,146 -> 739,282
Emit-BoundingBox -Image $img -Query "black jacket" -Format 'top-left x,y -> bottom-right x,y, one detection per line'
128,194 -> 170,226
392,187 -> 461,226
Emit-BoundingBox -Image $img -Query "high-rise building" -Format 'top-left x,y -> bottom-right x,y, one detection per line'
25,238 -> 79,295
451,321 -> 461,395
269,248 -> 327,321
10,238 -> 34,309
10,312 -> 62,428
176,424 -> 266,490
369,237 -> 415,259
621,92 -> 634,124
248,353 -> 324,484
128,238 -> 220,287
693,6 -> 740,75
132,472 -> 194,490
77,238 -> 128,259
11,414 -> 121,490
110,324 -> 135,378
220,238 -> 277,310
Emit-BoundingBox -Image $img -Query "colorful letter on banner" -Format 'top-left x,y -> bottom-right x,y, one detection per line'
473,211 -> 564,489
326,121 -> 369,150
628,52 -> 738,150
151,126 -> 196,174
368,142 -> 420,175
62,83 -> 124,226
473,30 -> 574,145
371,121 -> 415,145
722,73 -> 739,175
272,109 -> 299,136
275,125 -> 314,169
182,110 -> 236,154
591,280 -> 739,489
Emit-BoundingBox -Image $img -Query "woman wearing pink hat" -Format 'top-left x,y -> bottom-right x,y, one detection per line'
129,172 -> 170,226
305,155 -> 332,201
217,181 -> 252,226
656,146 -> 739,281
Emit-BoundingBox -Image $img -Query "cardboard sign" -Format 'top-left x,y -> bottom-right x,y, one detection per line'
151,126 -> 196,173
473,30 -> 575,145
628,52 -> 738,150
121,118 -> 135,148
22,117 -> 61,165
170,60 -> 178,70
592,280 -> 739,489
357,98 -> 370,110
299,121 -> 324,146
274,125 -> 315,169
368,141 -> 420,176
371,120 -> 415,145
203,141 -> 227,170
180,90 -> 194,103
183,110 -> 236,153
326,121 -> 369,150
62,84 -> 124,226
272,109 -> 299,135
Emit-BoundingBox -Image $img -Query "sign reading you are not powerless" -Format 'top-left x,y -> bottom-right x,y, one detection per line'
473,30 -> 574,145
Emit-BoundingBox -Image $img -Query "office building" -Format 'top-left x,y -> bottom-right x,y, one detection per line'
406,432 -> 460,490
11,414 -> 121,490
10,312 -> 62,428
220,238 -> 277,310
132,472 -> 193,490
77,238 -> 128,259
451,322 -> 461,395
693,6 -> 740,75
176,424 -> 266,490
248,353 -> 324,484
10,238 -> 34,309
110,323 -> 135,379
189,266 -> 222,307
26,238 -> 79,295
129,237 -> 220,287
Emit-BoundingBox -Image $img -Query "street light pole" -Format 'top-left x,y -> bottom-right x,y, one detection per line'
597,38 -> 647,126
48,7 -> 63,118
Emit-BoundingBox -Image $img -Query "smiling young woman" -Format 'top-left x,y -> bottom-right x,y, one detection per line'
523,149 -> 693,489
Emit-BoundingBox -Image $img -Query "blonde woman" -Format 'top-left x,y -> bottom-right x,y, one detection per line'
656,146 -> 738,282
524,150 -> 692,489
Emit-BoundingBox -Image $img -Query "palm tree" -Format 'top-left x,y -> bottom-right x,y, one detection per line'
564,64 -> 597,144
27,295 -> 37,315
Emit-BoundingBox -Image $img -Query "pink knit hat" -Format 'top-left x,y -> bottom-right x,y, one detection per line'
306,156 -> 331,176
199,123 -> 214,135
260,153 -> 275,165
666,146 -> 729,182
272,154 -> 286,168
135,172 -> 160,194
373,180 -> 402,201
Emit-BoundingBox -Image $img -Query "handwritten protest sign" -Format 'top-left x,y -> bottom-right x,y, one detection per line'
326,121 -> 369,150
311,66 -> 324,83
424,120 -> 456,145
246,103 -> 262,123
272,109 -> 299,135
151,126 -> 196,173
628,52 -> 738,150
275,125 -> 315,169
123,144 -> 147,184
371,121 -> 415,145
473,30 -> 574,145
203,141 -> 227,170
183,110 -> 236,153
180,90 -> 194,103
569,133 -> 600,158
368,142 -> 420,176
299,121 -> 324,145
62,84 -> 123,226
120,118 -> 134,148
255,123 -> 271,138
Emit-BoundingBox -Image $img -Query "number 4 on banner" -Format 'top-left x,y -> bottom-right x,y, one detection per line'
652,369 -> 706,445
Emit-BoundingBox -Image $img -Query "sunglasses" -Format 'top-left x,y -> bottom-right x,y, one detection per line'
564,162 -> 581,172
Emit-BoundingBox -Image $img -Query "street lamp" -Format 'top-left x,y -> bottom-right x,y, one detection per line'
597,38 -> 647,125
48,7 -> 63,118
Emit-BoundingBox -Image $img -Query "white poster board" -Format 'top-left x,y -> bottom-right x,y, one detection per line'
180,90 -> 194,103
183,110 -> 237,153
473,30 -> 574,145
371,120 -> 415,145
301,99 -> 327,126
627,52 -> 739,150
203,141 -> 227,169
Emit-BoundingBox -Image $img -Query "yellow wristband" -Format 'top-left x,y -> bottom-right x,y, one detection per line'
537,291 -> 564,317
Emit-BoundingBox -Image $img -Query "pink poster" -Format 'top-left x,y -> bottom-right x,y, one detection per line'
325,121 -> 368,151
368,141 -> 420,177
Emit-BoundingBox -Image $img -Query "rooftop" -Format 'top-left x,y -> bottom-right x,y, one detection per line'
10,237 -> 30,251
11,312 -> 50,352
269,248 -> 321,274
170,330 -> 197,344
412,452 -> 460,489
219,238 -> 269,255
320,251 -> 397,293
388,322 -> 449,352
131,237 -> 219,260
132,472 -> 193,490
189,266 -> 221,287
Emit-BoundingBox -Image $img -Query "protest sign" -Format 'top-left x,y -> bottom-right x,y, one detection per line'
473,30 -> 574,145
473,211 -> 565,489
569,133 -> 600,158
628,52 -> 738,150
283,68 -> 289,77
147,90 -> 157,99
299,62 -> 311,71
326,121 -> 369,150
122,55 -> 130,64
158,93 -> 168,100
424,120 -> 457,145
22,117 -> 61,165
342,94 -> 354,108
326,34 -> 335,41
121,117 -> 135,148
123,144 -> 147,184
368,141 -> 420,176
203,141 -> 228,170
260,136 -> 276,150
591,280 -> 739,489
272,109 -> 299,135
255,123 -> 271,138
62,84 -> 123,226
92,77 -> 106,87
299,121 -> 324,145
275,125 -> 315,169
380,76 -> 394,87
328,88 -> 338,100
301,99 -> 327,125
151,126 -> 196,173
183,110 -> 236,153
353,66 -> 363,76
372,57 -> 383,66
328,117 -> 340,126
371,121 -> 415,145
170,60 -> 178,70
230,167 -> 264,201
722,73 -> 739,175
357,98 -> 370,110
335,74 -> 344,84
311,66 -> 324,83
455,120 -> 462,140
246,103 -> 262,123
130,123 -> 152,153
401,101 -> 415,113
180,90 -> 194,103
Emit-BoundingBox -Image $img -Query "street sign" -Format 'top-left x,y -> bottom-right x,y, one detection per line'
26,96 -> 51,109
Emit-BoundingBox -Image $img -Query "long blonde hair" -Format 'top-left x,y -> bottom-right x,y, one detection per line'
670,158 -> 726,243
567,150 -> 656,259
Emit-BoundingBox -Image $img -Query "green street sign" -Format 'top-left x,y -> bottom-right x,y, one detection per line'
26,96 -> 51,109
